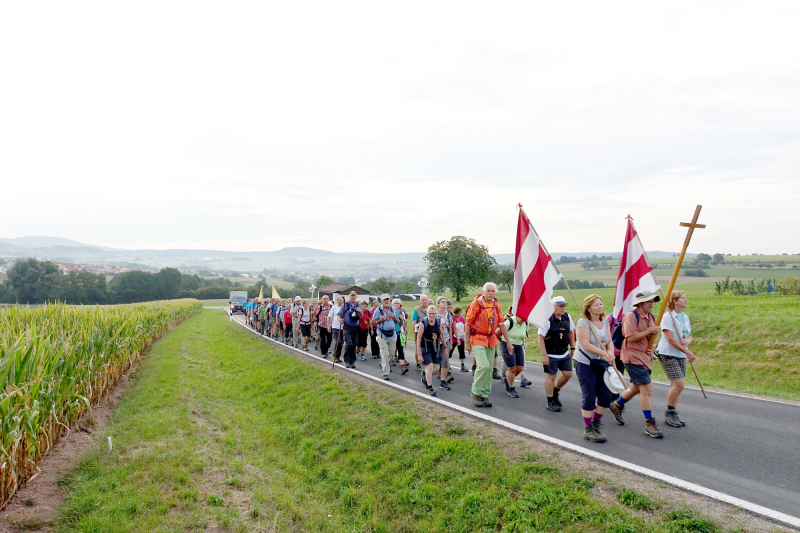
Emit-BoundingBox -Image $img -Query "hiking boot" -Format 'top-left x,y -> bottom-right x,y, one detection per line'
446,372 -> 454,383
592,420 -> 607,442
440,380 -> 450,391
545,400 -> 561,412
427,387 -> 437,397
609,401 -> 625,426
471,393 -> 484,406
520,378 -> 532,388
508,387 -> 519,398
401,366 -> 409,375
492,368 -> 502,380
553,390 -> 562,407
584,423 -> 606,443
461,364 -> 469,372
482,397 -> 492,408
664,410 -> 685,428
383,375 -> 389,381
645,418 -> 664,438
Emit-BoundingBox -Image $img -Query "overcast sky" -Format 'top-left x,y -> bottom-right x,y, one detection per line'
1,1 -> 798,255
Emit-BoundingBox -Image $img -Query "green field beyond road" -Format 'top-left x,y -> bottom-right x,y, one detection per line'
56,310 -> 731,532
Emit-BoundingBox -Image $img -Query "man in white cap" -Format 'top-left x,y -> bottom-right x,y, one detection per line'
537,295 -> 576,412
608,290 -> 664,438
371,293 -> 399,380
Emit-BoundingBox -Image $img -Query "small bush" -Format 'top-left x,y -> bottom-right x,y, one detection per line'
664,509 -> 718,532
681,269 -> 708,277
207,494 -> 225,507
776,275 -> 800,295
616,488 -> 654,511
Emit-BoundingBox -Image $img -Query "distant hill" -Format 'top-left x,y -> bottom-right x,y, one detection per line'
0,236 -> 101,249
274,247 -> 336,257
0,236 -> 693,276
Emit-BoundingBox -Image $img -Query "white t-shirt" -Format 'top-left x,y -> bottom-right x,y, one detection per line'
657,310 -> 691,358
329,305 -> 343,329
537,315 -> 576,359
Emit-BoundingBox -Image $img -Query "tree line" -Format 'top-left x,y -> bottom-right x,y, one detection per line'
1,237 -> 611,305
0,258 -> 253,305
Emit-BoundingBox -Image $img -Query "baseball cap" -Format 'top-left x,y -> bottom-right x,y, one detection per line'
380,293 -> 391,300
552,296 -> 567,305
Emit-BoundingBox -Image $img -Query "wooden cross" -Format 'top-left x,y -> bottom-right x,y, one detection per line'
649,205 -> 705,350
559,332 -> 563,339
679,205 -> 707,250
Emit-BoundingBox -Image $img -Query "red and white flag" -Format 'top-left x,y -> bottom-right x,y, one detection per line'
513,210 -> 562,328
612,219 -> 661,320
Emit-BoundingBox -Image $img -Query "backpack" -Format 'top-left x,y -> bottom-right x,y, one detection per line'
374,307 -> 397,336
469,296 -> 501,337
421,318 -> 441,351
612,310 -> 639,350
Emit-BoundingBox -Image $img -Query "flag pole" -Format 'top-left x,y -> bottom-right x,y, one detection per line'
517,204 -> 628,387
628,215 -> 706,398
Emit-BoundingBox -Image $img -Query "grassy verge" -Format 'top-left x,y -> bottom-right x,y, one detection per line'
55,309 -> 734,532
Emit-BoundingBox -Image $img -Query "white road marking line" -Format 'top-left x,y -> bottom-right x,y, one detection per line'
225,311 -> 800,529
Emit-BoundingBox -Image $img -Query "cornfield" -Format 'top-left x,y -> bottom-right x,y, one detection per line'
0,299 -> 202,507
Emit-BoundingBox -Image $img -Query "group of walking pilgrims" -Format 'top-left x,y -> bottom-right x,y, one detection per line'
241,282 -> 696,444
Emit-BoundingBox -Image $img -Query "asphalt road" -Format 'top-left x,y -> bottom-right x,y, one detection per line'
227,312 -> 800,527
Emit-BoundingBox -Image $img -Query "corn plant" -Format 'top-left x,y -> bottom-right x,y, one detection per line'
0,299 -> 202,506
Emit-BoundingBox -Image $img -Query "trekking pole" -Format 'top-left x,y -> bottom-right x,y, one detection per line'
629,215 -> 707,399
518,204 -> 628,387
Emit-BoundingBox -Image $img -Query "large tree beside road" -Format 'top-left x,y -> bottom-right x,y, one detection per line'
424,236 -> 496,301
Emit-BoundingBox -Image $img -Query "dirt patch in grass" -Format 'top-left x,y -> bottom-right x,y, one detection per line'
0,367 -> 138,533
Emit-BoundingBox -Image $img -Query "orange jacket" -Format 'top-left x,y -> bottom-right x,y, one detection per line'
465,295 -> 502,348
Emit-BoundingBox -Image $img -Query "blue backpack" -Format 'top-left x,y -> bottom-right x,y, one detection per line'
611,311 -> 639,350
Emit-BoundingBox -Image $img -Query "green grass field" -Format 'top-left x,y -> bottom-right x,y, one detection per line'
54,309 -> 735,532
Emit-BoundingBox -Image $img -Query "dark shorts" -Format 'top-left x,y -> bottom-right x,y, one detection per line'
421,349 -> 442,366
500,342 -> 526,368
300,323 -> 311,337
357,329 -> 369,348
625,363 -> 652,385
543,356 -> 573,375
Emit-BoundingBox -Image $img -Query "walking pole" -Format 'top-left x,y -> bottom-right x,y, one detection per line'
628,215 -> 706,398
518,205 -> 628,387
